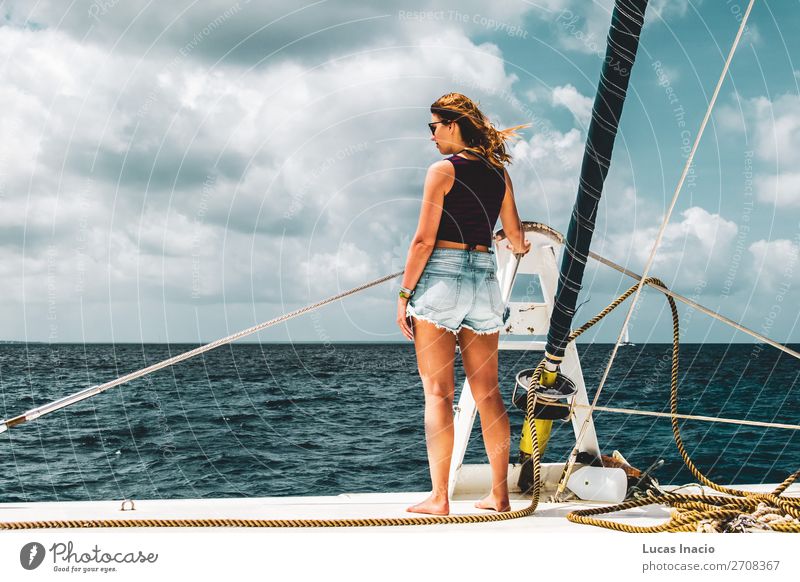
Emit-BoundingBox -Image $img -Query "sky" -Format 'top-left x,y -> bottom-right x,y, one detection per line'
1,0 -> 799,345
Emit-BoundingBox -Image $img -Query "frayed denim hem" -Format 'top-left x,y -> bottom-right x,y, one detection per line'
406,306 -> 502,336
405,306 -> 460,335
460,322 -> 502,335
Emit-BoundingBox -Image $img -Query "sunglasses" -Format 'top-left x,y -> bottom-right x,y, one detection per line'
428,120 -> 450,135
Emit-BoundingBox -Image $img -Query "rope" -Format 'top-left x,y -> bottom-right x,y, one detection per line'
529,402 -> 800,432
565,278 -> 800,533
1,274 -> 797,530
514,221 -> 800,362
587,250 -> 800,361
0,268 -> 539,528
0,1 -> 784,531
552,0 -> 757,505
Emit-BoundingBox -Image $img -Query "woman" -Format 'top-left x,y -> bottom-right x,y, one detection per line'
397,93 -> 531,516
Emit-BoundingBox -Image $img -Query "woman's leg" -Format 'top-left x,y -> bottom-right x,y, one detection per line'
457,327 -> 511,511
406,317 -> 457,515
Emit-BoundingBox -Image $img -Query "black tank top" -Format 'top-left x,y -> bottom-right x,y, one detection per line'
435,154 -> 506,247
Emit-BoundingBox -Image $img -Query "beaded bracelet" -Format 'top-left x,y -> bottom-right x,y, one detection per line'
398,286 -> 415,300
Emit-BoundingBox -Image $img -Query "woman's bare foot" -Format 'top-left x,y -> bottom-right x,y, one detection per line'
474,494 -> 511,512
406,494 -> 449,516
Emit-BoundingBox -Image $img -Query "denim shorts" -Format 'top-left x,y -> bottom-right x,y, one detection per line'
405,248 -> 510,335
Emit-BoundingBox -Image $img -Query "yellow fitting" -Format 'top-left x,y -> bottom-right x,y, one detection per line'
519,418 -> 553,456
540,368 -> 558,387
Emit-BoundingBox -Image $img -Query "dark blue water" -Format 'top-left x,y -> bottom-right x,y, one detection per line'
0,343 -> 798,503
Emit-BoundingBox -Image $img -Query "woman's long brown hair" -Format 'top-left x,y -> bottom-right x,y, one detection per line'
431,92 -> 530,169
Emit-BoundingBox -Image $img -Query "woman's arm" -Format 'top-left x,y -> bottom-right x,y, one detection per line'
496,168 -> 531,254
400,160 -> 454,290
396,160 -> 454,340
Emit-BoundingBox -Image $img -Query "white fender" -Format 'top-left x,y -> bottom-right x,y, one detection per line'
567,466 -> 628,503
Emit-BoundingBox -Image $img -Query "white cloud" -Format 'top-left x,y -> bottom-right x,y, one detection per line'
301,242 -> 376,296
0,10 -> 538,340
4,0 -> 546,64
715,95 -> 747,134
551,84 -> 592,126
1,1 -> 786,343
601,206 -> 739,292
719,93 -> 800,207
507,127 -> 583,227
749,238 -> 800,292
750,95 -> 800,166
756,172 -> 800,208
649,0 -> 693,19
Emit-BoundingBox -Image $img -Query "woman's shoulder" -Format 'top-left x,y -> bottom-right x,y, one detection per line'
427,159 -> 456,176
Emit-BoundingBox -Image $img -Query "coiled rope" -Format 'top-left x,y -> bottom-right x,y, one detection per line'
546,0 -> 800,531
563,278 -> 800,533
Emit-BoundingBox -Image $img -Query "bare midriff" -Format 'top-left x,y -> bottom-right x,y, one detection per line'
434,239 -> 490,253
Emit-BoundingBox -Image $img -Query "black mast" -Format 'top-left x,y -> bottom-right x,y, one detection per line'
545,0 -> 649,367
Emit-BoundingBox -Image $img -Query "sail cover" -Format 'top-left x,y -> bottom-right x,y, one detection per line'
545,0 -> 649,361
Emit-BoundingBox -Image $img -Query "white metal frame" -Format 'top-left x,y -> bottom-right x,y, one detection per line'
448,229 -> 601,495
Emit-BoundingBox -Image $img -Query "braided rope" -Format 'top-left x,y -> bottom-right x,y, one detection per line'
512,401 -> 800,431
2,279 -> 796,530
564,279 -> 800,533
0,294 -> 544,528
1,366 -> 550,529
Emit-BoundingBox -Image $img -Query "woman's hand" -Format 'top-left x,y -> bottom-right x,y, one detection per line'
494,233 -> 531,256
397,297 -> 414,341
506,238 -> 531,256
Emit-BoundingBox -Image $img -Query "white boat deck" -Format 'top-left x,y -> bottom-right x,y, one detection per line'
0,493 -> 664,534
2,229 -> 795,537
2,464 -> 795,533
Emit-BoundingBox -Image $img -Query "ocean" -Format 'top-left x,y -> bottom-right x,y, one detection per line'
0,343 -> 798,503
